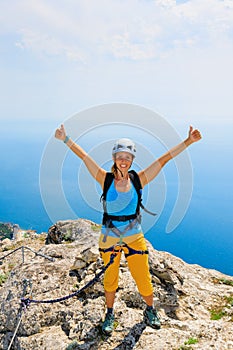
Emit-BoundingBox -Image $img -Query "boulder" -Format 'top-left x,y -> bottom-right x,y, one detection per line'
0,219 -> 232,350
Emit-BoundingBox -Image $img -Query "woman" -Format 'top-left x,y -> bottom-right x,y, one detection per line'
55,124 -> 201,334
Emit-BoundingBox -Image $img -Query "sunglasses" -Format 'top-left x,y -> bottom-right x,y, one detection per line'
115,155 -> 132,162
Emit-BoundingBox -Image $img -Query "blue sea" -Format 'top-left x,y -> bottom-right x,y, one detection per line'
1,124 -> 232,276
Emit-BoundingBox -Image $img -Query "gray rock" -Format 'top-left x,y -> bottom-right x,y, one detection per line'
0,219 -> 233,350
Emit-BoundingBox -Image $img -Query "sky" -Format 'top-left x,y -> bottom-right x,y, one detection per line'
0,0 -> 232,139
0,1 -> 232,274
0,0 -> 232,226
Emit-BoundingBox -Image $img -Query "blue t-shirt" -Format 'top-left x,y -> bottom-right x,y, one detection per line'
101,180 -> 142,237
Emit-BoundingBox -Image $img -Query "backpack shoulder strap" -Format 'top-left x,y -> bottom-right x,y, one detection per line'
129,170 -> 157,216
128,170 -> 142,192
101,172 -> 114,201
128,170 -> 142,214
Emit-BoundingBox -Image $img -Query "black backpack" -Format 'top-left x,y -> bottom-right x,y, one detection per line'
101,170 -> 156,225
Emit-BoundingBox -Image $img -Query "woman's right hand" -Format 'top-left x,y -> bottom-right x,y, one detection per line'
55,124 -> 66,141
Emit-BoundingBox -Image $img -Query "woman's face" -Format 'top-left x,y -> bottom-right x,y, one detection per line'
114,152 -> 133,172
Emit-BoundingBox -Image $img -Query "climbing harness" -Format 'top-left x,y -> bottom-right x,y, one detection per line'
99,241 -> 148,259
102,217 -> 139,243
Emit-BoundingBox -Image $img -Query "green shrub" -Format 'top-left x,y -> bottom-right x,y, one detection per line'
212,278 -> 233,287
178,337 -> 199,349
210,294 -> 233,320
66,341 -> 78,350
0,223 -> 12,240
221,279 -> 233,286
210,309 -> 226,320
184,338 -> 198,345
91,224 -> 101,232
225,296 -> 233,306
0,273 -> 9,286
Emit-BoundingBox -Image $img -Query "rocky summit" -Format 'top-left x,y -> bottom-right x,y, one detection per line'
0,219 -> 233,350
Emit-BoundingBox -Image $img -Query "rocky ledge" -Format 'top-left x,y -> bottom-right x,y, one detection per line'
0,219 -> 233,350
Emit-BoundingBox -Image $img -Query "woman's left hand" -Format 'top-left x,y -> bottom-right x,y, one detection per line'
188,125 -> 202,143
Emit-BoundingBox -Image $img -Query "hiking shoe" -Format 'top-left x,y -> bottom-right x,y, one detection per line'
144,307 -> 161,329
102,313 -> 115,335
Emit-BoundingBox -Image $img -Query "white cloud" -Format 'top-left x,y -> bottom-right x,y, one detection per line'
1,0 -> 232,62
0,0 -> 232,123
15,28 -> 87,63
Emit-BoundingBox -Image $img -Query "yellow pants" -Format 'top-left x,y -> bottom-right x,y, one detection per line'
99,235 -> 153,297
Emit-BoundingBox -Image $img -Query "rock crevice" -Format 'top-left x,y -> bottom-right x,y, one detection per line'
0,219 -> 232,350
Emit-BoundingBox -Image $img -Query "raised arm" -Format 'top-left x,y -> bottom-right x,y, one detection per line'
138,126 -> 202,188
55,124 -> 106,188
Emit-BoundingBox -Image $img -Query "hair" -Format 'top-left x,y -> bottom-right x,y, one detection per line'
111,162 -> 119,177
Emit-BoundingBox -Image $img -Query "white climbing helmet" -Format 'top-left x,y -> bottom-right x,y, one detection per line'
112,138 -> 136,158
